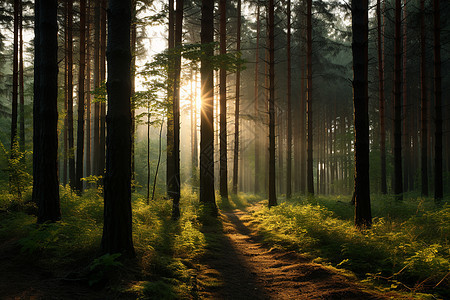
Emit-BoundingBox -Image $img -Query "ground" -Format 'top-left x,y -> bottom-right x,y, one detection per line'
0,204 -> 406,299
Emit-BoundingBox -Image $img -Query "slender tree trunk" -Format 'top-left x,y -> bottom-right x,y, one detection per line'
200,0 -> 217,215
306,0 -> 314,195
152,120 -> 164,201
254,5 -> 260,194
352,0 -> 371,228
11,0 -> 19,151
300,32 -> 306,194
192,70 -> 198,187
101,0 -> 135,257
93,0 -> 100,177
76,0 -> 86,193
167,0 -> 175,196
131,0 -> 137,190
33,0 -> 61,223
377,0 -> 387,194
393,0 -> 403,201
68,0 -> 75,189
402,0 -> 409,192
147,108 -> 150,203
286,0 -> 292,199
268,0 -> 276,207
433,0 -> 443,202
420,0 -> 428,196
171,0 -> 183,219
63,0 -> 68,185
232,0 -> 241,195
19,0 -> 25,153
219,0 -> 229,199
85,0 -> 91,178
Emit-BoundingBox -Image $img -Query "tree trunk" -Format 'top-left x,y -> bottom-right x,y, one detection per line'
33,0 -> 61,223
232,0 -> 241,196
219,0 -> 229,199
199,0 -> 217,215
377,0 -> 387,194
402,0 -> 409,193
93,0 -> 100,177
166,0 -> 175,196
68,0 -> 75,189
101,0 -> 135,257
306,0 -> 314,195
268,0 -> 276,207
131,0 -> 137,190
76,0 -> 86,193
11,0 -> 19,151
85,0 -> 91,179
99,0 -> 107,178
393,0 -> 403,201
19,0 -> 25,152
352,0 -> 371,228
254,4 -> 260,195
286,0 -> 292,199
433,0 -> 443,202
420,0 -> 428,196
63,0 -> 68,185
171,0 -> 183,219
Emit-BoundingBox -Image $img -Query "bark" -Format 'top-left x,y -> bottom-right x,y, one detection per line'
76,0 -> 86,193
254,5 -> 260,195
93,0 -> 100,177
433,0 -> 443,201
33,0 -> 61,223
377,0 -> 387,194
220,0 -> 229,199
420,0 -> 428,196
101,0 -> 135,257
166,0 -> 175,195
11,0 -> 19,150
393,0 -> 403,201
402,0 -> 409,192
199,0 -> 217,215
85,0 -> 91,178
171,0 -> 183,220
19,0 -> 24,152
68,0 -> 75,188
268,0 -> 276,207
232,0 -> 241,195
131,0 -> 137,189
63,0 -> 68,185
99,0 -> 107,178
286,0 -> 292,199
300,31 -> 306,194
352,0 -> 371,229
306,0 -> 314,195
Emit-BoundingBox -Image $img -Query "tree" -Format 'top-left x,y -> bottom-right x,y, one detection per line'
254,3 -> 260,195
200,0 -> 217,215
377,0 -> 387,194
33,0 -> 61,223
352,0 -> 371,228
268,0 -> 276,207
232,0 -> 241,195
306,0 -> 314,195
171,0 -> 183,219
286,0 -> 292,199
19,0 -> 24,153
393,0 -> 403,201
11,0 -> 18,150
75,0 -> 86,193
433,0 -> 443,202
420,0 -> 428,197
67,0 -> 75,189
101,0 -> 135,257
219,0 -> 228,200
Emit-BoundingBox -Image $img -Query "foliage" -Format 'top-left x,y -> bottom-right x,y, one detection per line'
254,195 -> 450,298
88,253 -> 123,286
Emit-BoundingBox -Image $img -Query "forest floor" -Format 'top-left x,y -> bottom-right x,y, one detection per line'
0,202 -> 411,300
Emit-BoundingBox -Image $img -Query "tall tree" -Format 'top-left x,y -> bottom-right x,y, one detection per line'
19,0 -> 25,153
377,0 -> 387,194
420,0 -> 428,196
306,0 -> 314,195
352,0 -> 371,228
254,4 -> 260,195
268,0 -> 276,207
85,0 -> 91,178
232,0 -> 241,195
171,0 -> 184,219
199,0 -> 217,214
11,0 -> 19,150
433,0 -> 443,201
75,0 -> 86,193
101,0 -> 135,257
393,0 -> 403,201
286,0 -> 292,199
219,0 -> 229,199
131,0 -> 137,188
33,0 -> 61,223
93,0 -> 100,177
99,0 -> 107,177
67,0 -> 75,188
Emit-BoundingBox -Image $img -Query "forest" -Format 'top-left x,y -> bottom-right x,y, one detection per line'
0,0 -> 449,298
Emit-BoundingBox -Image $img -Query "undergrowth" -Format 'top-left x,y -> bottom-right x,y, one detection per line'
254,195 -> 450,298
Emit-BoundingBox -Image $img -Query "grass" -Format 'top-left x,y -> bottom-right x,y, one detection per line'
253,194 -> 450,298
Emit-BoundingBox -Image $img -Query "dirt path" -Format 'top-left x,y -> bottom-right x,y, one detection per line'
196,207 -> 397,300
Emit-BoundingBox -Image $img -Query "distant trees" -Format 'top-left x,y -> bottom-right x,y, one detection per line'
33,0 -> 61,223
101,0 -> 135,256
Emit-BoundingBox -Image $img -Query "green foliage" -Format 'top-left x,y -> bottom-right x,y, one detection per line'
0,140 -> 32,198
254,196 -> 450,297
91,81 -> 107,103
88,253 -> 123,286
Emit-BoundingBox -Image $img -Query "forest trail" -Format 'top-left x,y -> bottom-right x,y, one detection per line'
196,205 -> 397,300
